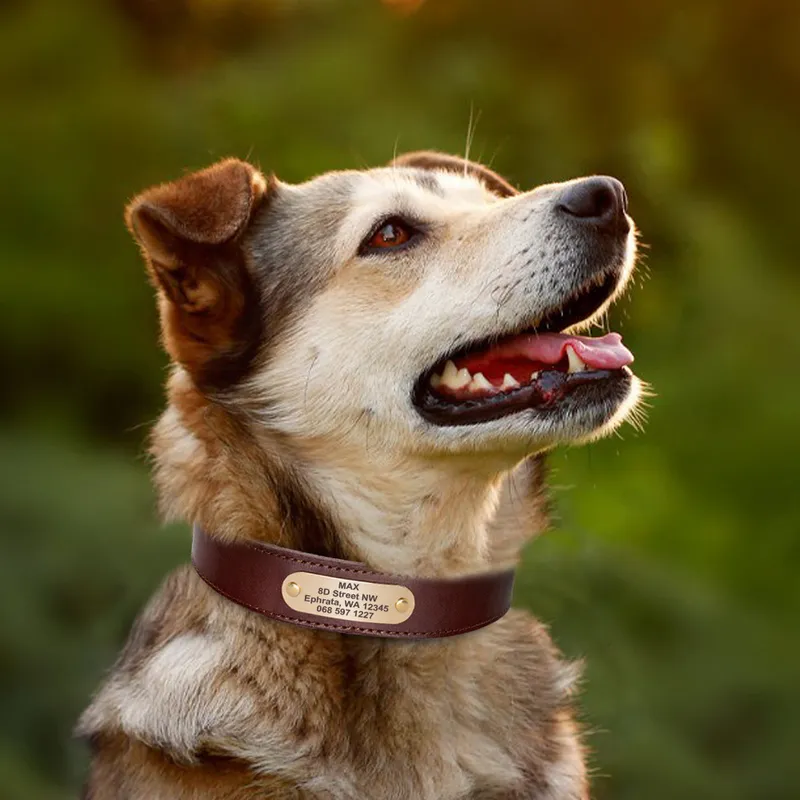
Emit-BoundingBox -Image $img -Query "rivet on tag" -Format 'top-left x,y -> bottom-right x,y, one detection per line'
286,581 -> 301,598
395,597 -> 410,614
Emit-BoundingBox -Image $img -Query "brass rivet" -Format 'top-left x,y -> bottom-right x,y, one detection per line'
286,581 -> 301,598
395,597 -> 410,614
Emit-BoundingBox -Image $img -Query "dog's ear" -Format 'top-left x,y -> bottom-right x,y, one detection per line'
391,151 -> 518,198
126,159 -> 271,389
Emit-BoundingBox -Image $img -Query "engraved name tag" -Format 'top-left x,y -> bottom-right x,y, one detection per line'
281,571 -> 415,625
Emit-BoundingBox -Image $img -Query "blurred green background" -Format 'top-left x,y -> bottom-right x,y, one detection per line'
1,0 -> 798,797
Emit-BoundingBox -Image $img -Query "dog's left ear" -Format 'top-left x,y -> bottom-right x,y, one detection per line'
391,151 -> 519,198
126,159 -> 271,389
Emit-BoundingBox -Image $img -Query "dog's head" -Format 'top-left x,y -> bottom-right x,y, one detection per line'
128,153 -> 640,469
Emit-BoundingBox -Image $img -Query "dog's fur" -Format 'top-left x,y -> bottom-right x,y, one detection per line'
78,152 -> 639,799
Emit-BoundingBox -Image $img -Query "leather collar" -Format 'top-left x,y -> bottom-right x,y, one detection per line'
191,525 -> 515,639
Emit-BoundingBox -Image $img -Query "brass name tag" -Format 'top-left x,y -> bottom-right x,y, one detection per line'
281,571 -> 415,625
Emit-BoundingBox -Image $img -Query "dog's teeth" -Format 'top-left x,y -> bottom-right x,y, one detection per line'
454,368 -> 472,389
441,360 -> 471,390
430,373 -> 442,389
442,360 -> 458,383
501,373 -> 520,391
530,371 -> 540,381
470,372 -> 493,392
566,345 -> 587,374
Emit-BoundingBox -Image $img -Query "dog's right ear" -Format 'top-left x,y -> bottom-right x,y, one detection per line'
126,159 -> 271,389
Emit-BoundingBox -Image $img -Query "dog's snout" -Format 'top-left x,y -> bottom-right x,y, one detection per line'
555,176 -> 629,233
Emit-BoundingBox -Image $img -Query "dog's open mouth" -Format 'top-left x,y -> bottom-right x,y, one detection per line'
414,270 -> 634,425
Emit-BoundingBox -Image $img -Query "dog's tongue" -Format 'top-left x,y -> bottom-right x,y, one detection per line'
474,332 -> 634,370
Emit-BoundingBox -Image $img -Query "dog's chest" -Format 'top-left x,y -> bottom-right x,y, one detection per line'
254,617 -> 583,799
82,583 -> 582,799
339,657 -> 525,798
222,634 -> 528,798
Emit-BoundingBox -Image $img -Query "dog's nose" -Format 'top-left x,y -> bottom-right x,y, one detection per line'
556,176 -> 629,233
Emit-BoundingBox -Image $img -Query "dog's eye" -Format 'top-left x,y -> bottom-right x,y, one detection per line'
360,218 -> 416,253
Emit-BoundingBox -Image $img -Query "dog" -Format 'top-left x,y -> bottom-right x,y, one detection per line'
78,151 -> 640,799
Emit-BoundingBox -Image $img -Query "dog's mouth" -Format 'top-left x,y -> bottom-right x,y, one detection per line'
413,269 -> 634,426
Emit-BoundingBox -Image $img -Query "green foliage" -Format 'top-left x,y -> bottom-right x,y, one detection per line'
1,0 -> 798,797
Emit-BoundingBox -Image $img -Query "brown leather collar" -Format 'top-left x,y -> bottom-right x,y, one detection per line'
191,525 -> 515,639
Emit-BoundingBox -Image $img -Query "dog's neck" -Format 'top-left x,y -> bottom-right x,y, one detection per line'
153,378 -> 518,579
296,442 -> 509,577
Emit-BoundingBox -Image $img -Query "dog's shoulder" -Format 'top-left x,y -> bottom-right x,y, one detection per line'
81,730 -> 304,800
77,564 -> 348,780
116,563 -> 214,673
76,564 -> 219,749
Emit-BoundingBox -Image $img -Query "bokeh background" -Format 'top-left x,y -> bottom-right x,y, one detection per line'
2,0 -> 799,797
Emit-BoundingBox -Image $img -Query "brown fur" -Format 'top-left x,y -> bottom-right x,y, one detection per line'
392,151 -> 520,199
85,732 -> 304,799
78,152 -> 641,798
127,159 -> 270,389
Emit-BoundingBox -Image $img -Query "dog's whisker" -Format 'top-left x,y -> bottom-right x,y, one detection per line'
304,351 -> 319,411
463,103 -> 482,176
391,134 -> 401,168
